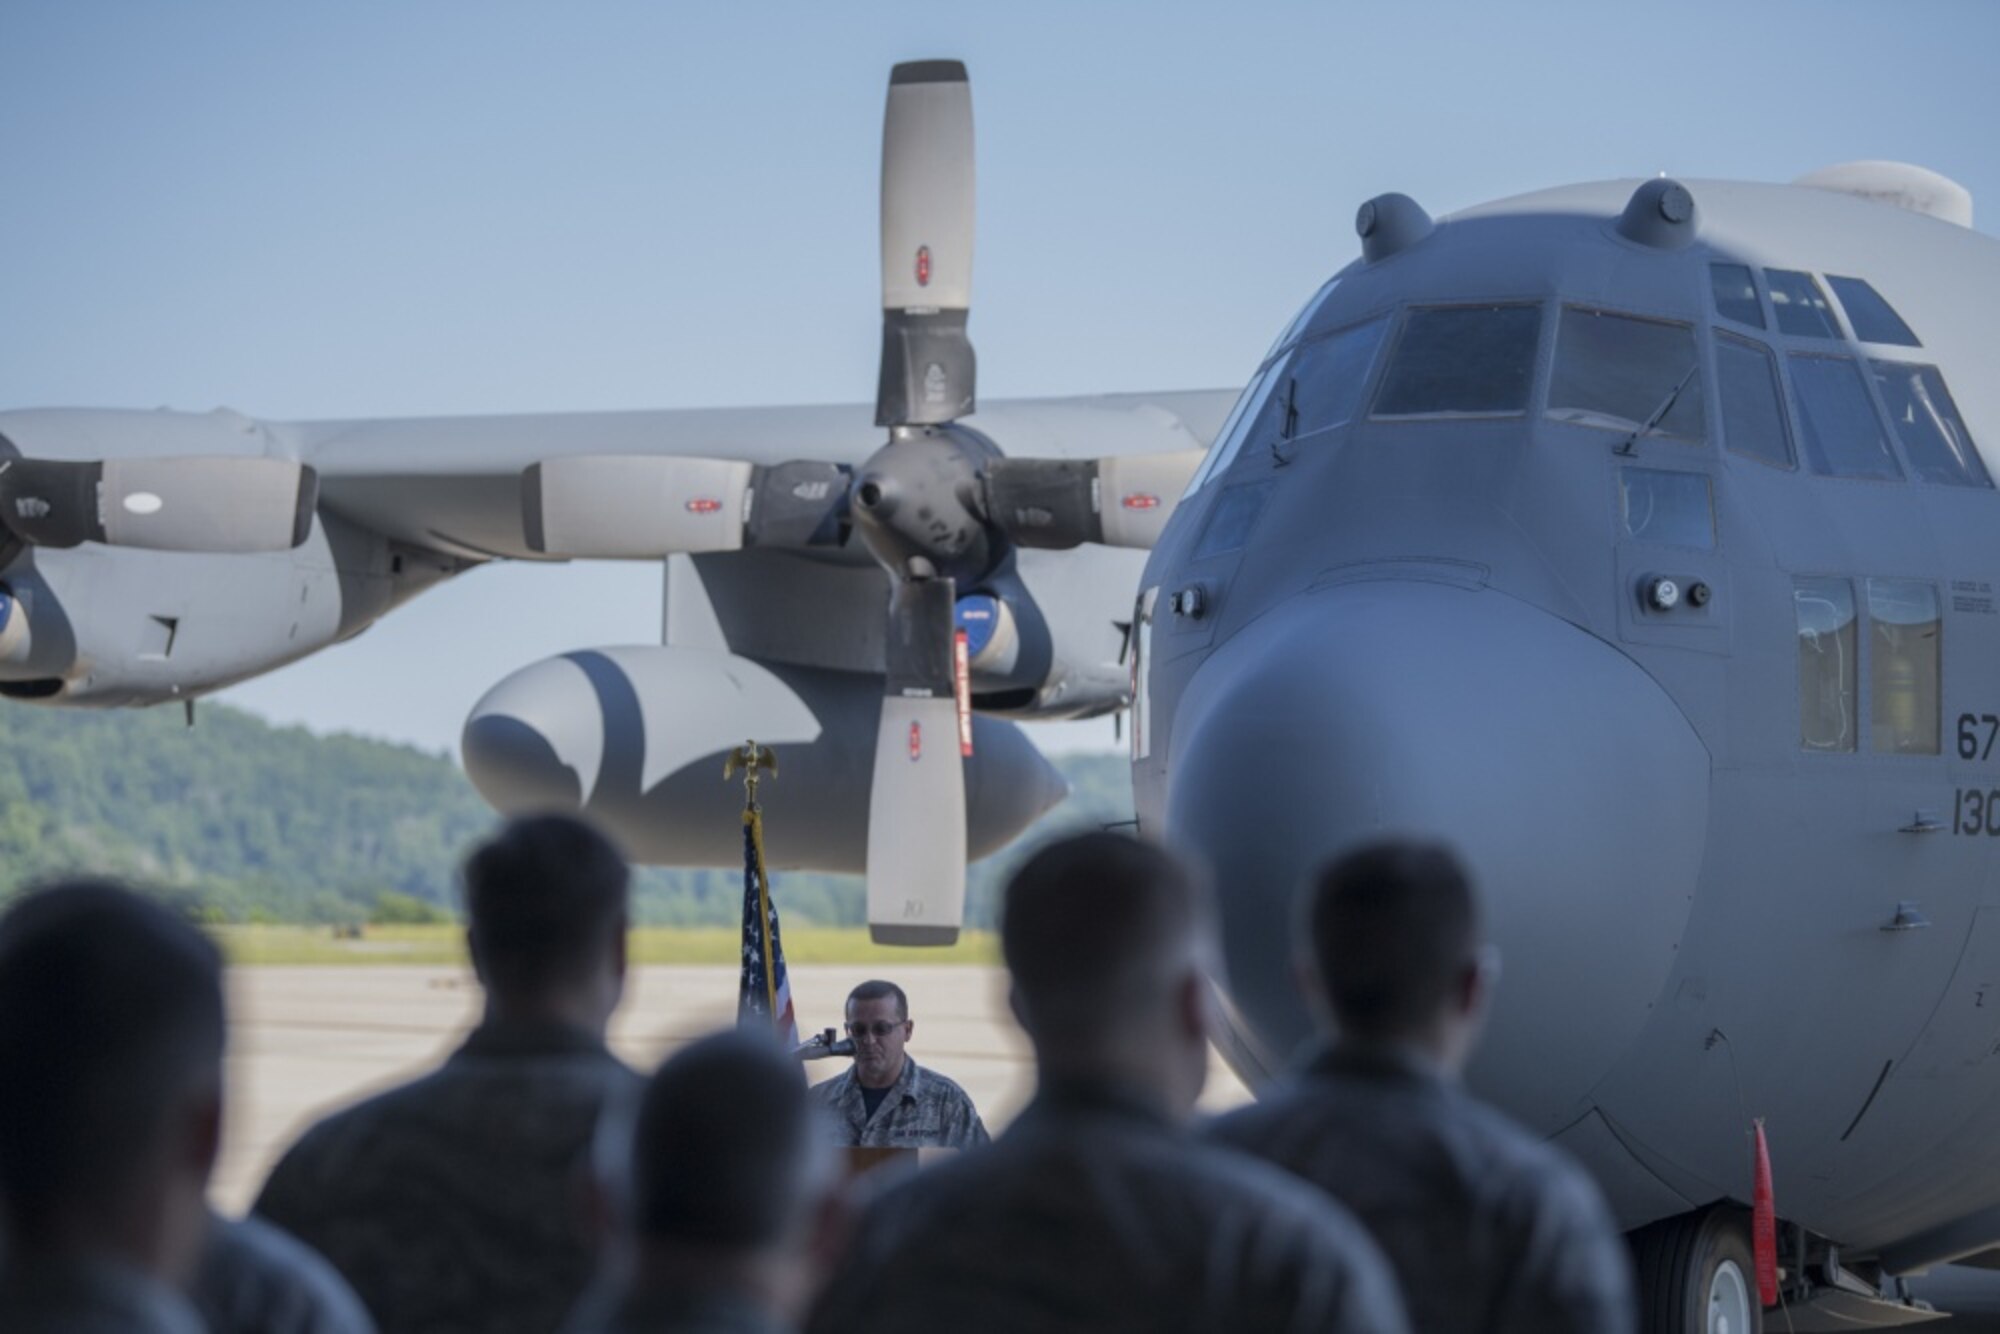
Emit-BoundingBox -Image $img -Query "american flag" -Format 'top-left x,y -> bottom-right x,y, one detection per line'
738,806 -> 798,1046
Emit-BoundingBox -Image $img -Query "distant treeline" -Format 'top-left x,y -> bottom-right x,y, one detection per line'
0,700 -> 1132,930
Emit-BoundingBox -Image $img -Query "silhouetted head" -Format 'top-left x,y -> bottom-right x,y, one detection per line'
1001,832 -> 1214,1117
617,1030 -> 836,1318
0,880 -> 224,1278
844,979 -> 912,1090
1304,839 -> 1494,1070
462,813 -> 629,1029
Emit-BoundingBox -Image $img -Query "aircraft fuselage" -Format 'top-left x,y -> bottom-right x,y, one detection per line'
1134,175 -> 2000,1260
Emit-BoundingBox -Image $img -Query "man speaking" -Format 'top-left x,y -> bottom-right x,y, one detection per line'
808,980 -> 988,1149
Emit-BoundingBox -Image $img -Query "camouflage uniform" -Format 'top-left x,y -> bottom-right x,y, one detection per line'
0,1255 -> 206,1334
807,1080 -> 1409,1334
808,1056 -> 988,1149
192,1210 -> 376,1334
255,1021 -> 642,1334
1205,1042 -> 1635,1334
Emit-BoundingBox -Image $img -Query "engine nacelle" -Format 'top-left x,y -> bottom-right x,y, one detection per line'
0,513 -> 457,706
461,644 -> 1070,870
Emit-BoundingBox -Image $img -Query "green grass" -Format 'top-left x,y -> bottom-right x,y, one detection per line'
212,923 -> 999,967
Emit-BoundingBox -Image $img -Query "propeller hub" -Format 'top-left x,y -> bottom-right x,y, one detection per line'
849,426 -> 1000,585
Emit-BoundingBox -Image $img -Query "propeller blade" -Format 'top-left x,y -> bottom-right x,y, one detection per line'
0,456 -> 317,553
866,575 -> 966,945
981,449 -> 1205,550
522,457 -> 849,558
876,60 -> 975,428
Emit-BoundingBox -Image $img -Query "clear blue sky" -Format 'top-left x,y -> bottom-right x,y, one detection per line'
3,1 -> 1995,755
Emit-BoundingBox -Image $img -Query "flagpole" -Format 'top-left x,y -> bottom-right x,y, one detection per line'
728,741 -> 782,1027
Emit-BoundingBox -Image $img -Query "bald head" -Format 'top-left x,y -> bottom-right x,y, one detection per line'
1307,839 -> 1484,1044
0,881 -> 224,1234
1001,833 -> 1211,1077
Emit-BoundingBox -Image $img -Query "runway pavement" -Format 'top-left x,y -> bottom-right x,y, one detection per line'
216,962 -> 1254,1213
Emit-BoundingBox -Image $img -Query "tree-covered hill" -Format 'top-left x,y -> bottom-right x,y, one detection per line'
0,700 -> 1133,929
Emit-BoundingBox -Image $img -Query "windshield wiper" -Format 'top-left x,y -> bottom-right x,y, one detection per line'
1615,361 -> 1699,455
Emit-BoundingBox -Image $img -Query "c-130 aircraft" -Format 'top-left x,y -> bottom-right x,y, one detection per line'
3,56 -> 1998,1334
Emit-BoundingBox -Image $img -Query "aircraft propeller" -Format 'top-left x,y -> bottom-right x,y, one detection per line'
518,59 -> 1205,942
851,60 -> 981,944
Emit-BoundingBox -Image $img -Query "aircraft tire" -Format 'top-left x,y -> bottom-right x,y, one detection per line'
1631,1206 -> 1762,1334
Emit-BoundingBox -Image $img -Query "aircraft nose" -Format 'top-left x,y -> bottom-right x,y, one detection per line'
1167,580 -> 1709,1133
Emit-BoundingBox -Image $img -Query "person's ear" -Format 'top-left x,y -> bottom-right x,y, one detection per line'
1290,949 -> 1313,1002
903,1018 -> 915,1042
186,1079 -> 223,1182
612,914 -> 629,981
466,928 -> 488,986
1293,949 -> 1339,1033
1461,945 -> 1500,1018
1176,969 -> 1209,1043
573,1163 -> 615,1247
1007,982 -> 1029,1036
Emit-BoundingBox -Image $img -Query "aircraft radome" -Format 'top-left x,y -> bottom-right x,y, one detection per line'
6,54 -> 2000,1334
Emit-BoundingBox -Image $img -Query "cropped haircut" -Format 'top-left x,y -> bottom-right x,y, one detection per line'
846,979 -> 908,1019
631,1030 -> 822,1247
462,814 -> 629,995
1000,832 -> 1208,1036
1308,839 -> 1481,1039
0,881 -> 224,1223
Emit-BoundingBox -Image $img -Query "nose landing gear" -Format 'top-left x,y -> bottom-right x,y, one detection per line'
1632,1207 -> 1760,1334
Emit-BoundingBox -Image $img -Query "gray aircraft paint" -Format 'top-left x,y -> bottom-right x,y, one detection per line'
1135,174 -> 2000,1266
462,644 -> 1066,871
0,389 -> 1227,708
15,104 -> 2000,1301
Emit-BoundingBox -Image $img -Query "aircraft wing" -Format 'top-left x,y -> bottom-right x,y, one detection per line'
293,389 -> 1234,562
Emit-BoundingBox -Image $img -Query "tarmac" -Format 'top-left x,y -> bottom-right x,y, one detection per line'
215,962 -> 1254,1213
212,962 -> 2000,1327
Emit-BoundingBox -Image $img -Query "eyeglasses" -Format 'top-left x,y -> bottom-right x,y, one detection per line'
845,1020 -> 904,1039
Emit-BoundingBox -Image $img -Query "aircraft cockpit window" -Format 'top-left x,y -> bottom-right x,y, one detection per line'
1795,577 -> 1858,753
1765,270 -> 1843,339
1789,354 -> 1902,480
1284,315 -> 1391,439
1709,264 -> 1765,328
1546,307 -> 1705,442
1371,304 -> 1540,418
1870,362 -> 1991,488
1715,332 -> 1794,468
1181,315 -> 1390,497
1827,277 -> 1921,348
1183,353 -> 1290,496
1867,579 -> 1941,755
1262,279 -> 1340,364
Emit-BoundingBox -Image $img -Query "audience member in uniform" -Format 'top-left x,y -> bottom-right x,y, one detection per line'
807,979 -> 988,1149
192,1209 -> 376,1334
256,814 -> 644,1334
808,832 -> 1409,1334
1206,839 -> 1636,1334
566,1031 -> 841,1333
0,882 -> 225,1334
